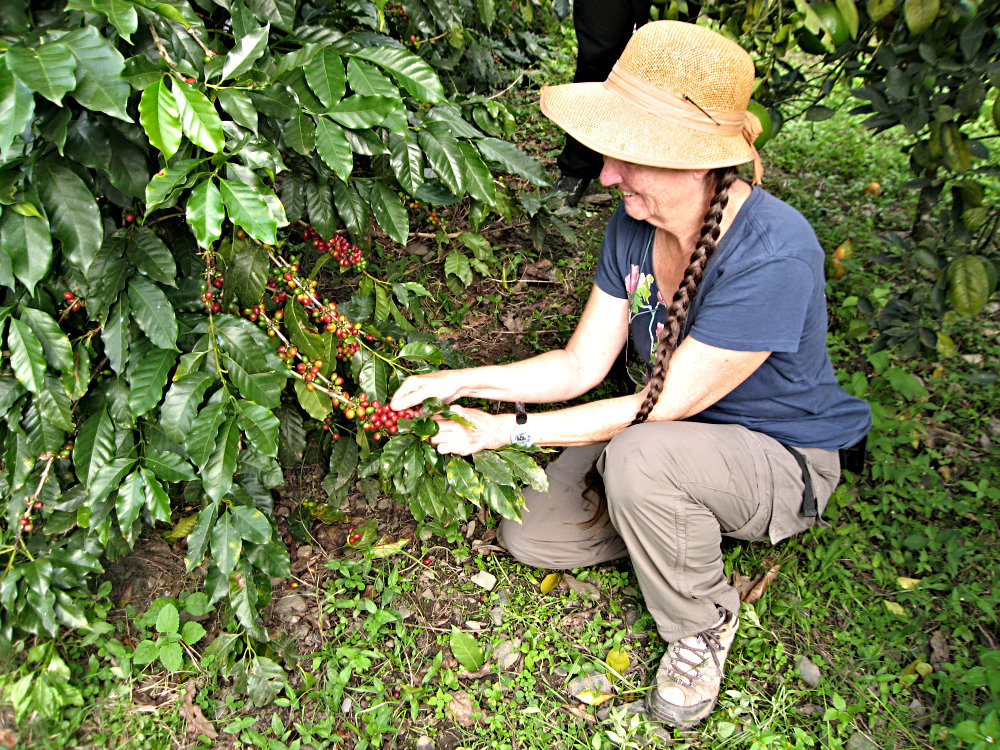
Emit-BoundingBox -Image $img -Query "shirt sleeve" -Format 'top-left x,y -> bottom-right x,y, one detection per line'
594,205 -> 630,299
688,256 -> 815,352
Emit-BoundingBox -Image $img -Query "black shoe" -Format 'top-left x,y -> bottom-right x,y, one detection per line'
553,174 -> 592,207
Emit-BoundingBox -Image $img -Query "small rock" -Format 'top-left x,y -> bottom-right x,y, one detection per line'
624,607 -> 640,629
465,519 -> 477,539
962,353 -> 984,365
566,671 -> 613,697
377,497 -> 392,510
909,698 -> 930,729
496,588 -> 510,604
341,697 -> 352,714
596,699 -> 644,721
274,505 -> 290,517
273,594 -> 308,615
465,620 -> 484,631
470,571 -> 497,591
796,655 -> 822,687
420,587 -> 433,599
846,731 -> 877,750
406,241 -> 431,257
398,606 -> 413,620
800,703 -> 823,715
622,586 -> 639,597
415,737 -> 434,750
581,192 -> 613,205
493,639 -> 522,670
489,606 -> 504,626
554,666 -> 569,678
295,545 -> 313,559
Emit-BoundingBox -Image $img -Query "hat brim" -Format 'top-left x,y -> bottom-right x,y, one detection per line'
541,82 -> 754,170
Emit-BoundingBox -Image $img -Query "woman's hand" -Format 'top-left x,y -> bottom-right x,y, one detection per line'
428,405 -> 511,456
390,370 -> 470,411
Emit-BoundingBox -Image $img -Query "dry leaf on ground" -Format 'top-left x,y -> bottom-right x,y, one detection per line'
446,691 -> 480,727
0,729 -> 18,749
181,679 -> 219,739
741,563 -> 781,604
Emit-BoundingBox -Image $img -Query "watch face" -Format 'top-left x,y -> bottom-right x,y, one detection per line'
512,429 -> 533,447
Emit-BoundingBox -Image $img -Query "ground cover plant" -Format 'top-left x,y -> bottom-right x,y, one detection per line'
1,0 -> 999,748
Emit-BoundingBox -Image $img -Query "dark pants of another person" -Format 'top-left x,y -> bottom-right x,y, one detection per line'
556,0 -> 701,180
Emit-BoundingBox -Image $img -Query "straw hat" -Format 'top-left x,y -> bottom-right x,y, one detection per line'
540,21 -> 763,183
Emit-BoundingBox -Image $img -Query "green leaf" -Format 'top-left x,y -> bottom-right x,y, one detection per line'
160,372 -> 213,442
477,137 -> 550,187
398,340 -> 443,365
244,0 -> 297,32
8,318 -> 46,393
145,158 -> 202,211
181,620 -> 207,645
354,46 -> 444,103
139,77 -> 182,159
231,505 -> 271,544
220,24 -> 270,82
128,346 -> 177,417
444,251 -> 472,286
304,48 -> 346,108
472,450 -> 514,485
418,130 -> 465,195
102,296 -> 131,375
116,470 -> 145,532
458,141 -> 496,203
61,27 -> 130,121
216,88 -> 258,132
1,211 -> 52,294
186,179 -> 225,249
332,177 -> 366,238
482,482 -> 522,521
186,400 -> 226,468
225,236 -> 270,306
74,408 -> 115,484
219,178 -> 277,244
903,0 -> 939,35
130,227 -> 177,286
140,467 -> 171,523
133,640 -> 158,665
20,308 -> 73,372
155,602 -> 180,635
184,502 -> 218,570
328,95 -> 394,129
171,77 -> 224,153
450,626 -> 485,672
369,181 -> 408,244
347,58 -> 397,97
36,374 -> 74,431
284,112 -> 316,156
947,254 -> 991,317
500,449 -> 549,492
388,133 -> 423,195
293,378 -> 332,420
0,61 -> 36,158
211,511 -> 242,576
444,456 -> 481,501
5,43 -> 76,105
304,173 -> 336,238
359,355 -> 390,404
145,449 -> 196,482
35,157 -> 103,275
203,417 -> 239,501
158,641 -> 184,673
235,400 -> 280,457
93,0 -> 139,40
128,276 -> 178,349
314,117 -> 353,180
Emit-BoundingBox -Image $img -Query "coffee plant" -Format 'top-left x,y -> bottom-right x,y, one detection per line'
0,0 -> 553,652
706,0 -> 1000,355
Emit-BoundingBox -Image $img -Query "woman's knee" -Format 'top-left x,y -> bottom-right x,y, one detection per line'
601,423 -> 687,515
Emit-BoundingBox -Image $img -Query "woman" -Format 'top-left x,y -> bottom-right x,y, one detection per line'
390,21 -> 871,728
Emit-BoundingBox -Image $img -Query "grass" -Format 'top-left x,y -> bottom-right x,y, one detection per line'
5,25 -> 1000,750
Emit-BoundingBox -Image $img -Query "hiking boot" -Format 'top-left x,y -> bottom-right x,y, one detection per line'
645,608 -> 739,728
553,174 -> 591,207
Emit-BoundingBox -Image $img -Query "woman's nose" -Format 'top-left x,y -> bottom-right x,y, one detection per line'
599,157 -> 623,186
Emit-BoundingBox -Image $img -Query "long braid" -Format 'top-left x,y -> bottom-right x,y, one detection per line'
582,166 -> 739,527
632,166 -> 738,423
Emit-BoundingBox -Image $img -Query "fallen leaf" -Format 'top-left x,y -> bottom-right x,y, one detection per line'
368,537 -> 408,558
605,648 -> 630,679
896,576 -> 921,590
446,691 -> 480,727
0,729 -> 19,749
563,703 -> 599,723
884,601 -> 906,616
731,571 -> 755,599
576,690 -> 616,706
540,572 -> 562,594
740,563 -> 781,604
180,679 -> 218,739
930,630 -> 951,666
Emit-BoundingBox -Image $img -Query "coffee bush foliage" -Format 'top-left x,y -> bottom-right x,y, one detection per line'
0,0 -> 554,646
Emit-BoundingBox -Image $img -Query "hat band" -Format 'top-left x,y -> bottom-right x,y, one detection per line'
604,64 -> 764,184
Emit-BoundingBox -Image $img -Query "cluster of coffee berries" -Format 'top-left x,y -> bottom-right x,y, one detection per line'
344,395 -> 419,441
302,226 -> 365,270
57,441 -> 73,460
19,496 -> 45,533
385,1 -> 407,18
346,525 -> 362,544
62,290 -> 85,313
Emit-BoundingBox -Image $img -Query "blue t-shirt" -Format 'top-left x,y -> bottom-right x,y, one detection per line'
594,186 -> 871,449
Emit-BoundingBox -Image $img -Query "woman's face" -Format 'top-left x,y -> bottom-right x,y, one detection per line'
599,157 -> 709,228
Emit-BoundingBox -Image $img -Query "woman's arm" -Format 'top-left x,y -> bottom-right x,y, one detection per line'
426,336 -> 771,455
390,284 -> 630,410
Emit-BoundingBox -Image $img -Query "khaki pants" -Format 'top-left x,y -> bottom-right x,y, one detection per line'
499,421 -> 841,641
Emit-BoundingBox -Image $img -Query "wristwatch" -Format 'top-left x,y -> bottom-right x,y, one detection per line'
510,401 -> 535,448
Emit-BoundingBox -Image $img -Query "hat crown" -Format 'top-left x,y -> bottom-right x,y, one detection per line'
617,21 -> 755,114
